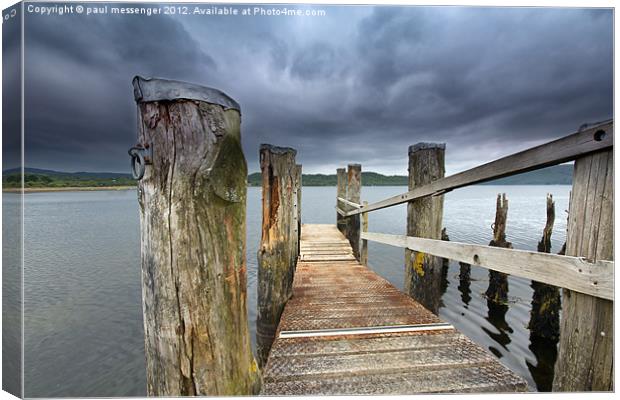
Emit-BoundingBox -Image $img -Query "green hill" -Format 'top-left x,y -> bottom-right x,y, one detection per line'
4,165 -> 572,189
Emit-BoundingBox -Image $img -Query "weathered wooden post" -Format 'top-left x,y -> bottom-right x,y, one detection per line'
295,164 -> 302,257
132,76 -> 259,395
553,148 -> 613,391
360,201 -> 369,266
344,164 -> 362,259
528,194 -> 560,340
256,144 -> 298,367
404,143 -> 445,314
336,168 -> 347,233
485,194 -> 512,304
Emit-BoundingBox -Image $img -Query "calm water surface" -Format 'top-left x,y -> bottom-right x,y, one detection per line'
15,185 -> 570,397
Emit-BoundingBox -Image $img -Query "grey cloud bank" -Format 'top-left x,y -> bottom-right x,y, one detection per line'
19,4 -> 612,175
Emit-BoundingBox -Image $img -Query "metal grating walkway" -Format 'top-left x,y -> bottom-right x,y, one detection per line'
260,224 -> 527,395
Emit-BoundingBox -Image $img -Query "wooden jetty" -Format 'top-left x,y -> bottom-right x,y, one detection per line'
260,224 -> 528,394
131,78 -> 613,395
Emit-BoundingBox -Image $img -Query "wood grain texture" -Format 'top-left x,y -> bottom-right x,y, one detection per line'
361,201 -> 369,266
404,144 -> 445,314
553,150 -> 613,391
256,144 -> 298,367
136,99 -> 259,395
346,121 -> 612,217
344,164 -> 361,260
362,232 -> 613,301
336,168 -> 347,233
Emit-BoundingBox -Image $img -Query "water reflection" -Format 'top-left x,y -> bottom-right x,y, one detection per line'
457,262 -> 472,308
482,300 -> 513,359
526,335 -> 559,392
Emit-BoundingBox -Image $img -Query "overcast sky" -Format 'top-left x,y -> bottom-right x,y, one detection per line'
18,4 -> 613,175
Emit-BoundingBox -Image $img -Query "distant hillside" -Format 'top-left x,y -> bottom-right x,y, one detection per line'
479,164 -> 573,185
248,165 -> 572,186
3,165 -> 572,189
3,168 -> 135,189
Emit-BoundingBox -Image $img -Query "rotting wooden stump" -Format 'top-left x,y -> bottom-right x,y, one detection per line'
485,194 -> 512,304
132,76 -> 259,396
261,224 -> 528,395
344,164 -> 361,260
336,168 -> 347,234
256,144 -> 299,367
553,149 -> 613,391
528,194 -> 560,341
404,143 -> 445,314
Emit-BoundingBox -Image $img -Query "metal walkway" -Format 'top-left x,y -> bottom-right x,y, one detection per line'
260,224 -> 528,395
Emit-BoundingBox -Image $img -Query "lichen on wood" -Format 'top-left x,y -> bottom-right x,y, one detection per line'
404,143 -> 445,314
136,97 -> 259,396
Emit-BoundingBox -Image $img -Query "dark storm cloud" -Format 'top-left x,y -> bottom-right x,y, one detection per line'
23,10 -> 216,171
21,5 -> 612,175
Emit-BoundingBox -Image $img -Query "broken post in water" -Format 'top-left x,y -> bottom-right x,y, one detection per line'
132,76 -> 259,396
343,164 -> 362,259
485,193 -> 512,304
256,144 -> 299,367
553,148 -> 613,391
404,143 -> 445,314
528,194 -> 561,340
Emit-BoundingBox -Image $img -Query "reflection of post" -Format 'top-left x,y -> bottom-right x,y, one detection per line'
485,194 -> 512,304
360,201 -> 369,266
256,144 -> 298,368
528,194 -> 560,340
133,77 -> 259,395
440,228 -> 450,298
404,143 -> 445,314
553,148 -> 613,391
336,168 -> 347,233
458,261 -> 472,307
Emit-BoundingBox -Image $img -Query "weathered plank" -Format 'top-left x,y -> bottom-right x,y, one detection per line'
362,232 -> 613,301
404,143 -> 445,314
553,149 -> 613,391
256,144 -> 299,367
261,224 -> 527,395
338,197 -> 361,209
346,121 -> 613,217
133,76 -> 259,395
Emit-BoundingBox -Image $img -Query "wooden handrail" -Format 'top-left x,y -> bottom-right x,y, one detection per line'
346,121 -> 613,217
337,197 -> 362,209
335,206 -> 347,216
362,231 -> 613,301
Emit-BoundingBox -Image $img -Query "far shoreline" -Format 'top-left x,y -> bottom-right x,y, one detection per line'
2,186 -> 137,194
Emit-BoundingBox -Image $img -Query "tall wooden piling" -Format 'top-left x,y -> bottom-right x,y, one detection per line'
528,194 -> 560,340
404,143 -> 445,314
256,144 -> 298,367
336,168 -> 347,234
344,164 -> 362,260
553,149 -> 613,391
295,164 -> 302,257
132,77 -> 259,395
361,201 -> 369,266
485,194 -> 512,304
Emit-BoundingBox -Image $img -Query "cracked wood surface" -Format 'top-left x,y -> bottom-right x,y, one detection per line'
136,99 -> 259,396
261,224 -> 527,395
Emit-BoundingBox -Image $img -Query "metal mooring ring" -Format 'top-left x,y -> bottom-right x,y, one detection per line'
128,147 -> 146,180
